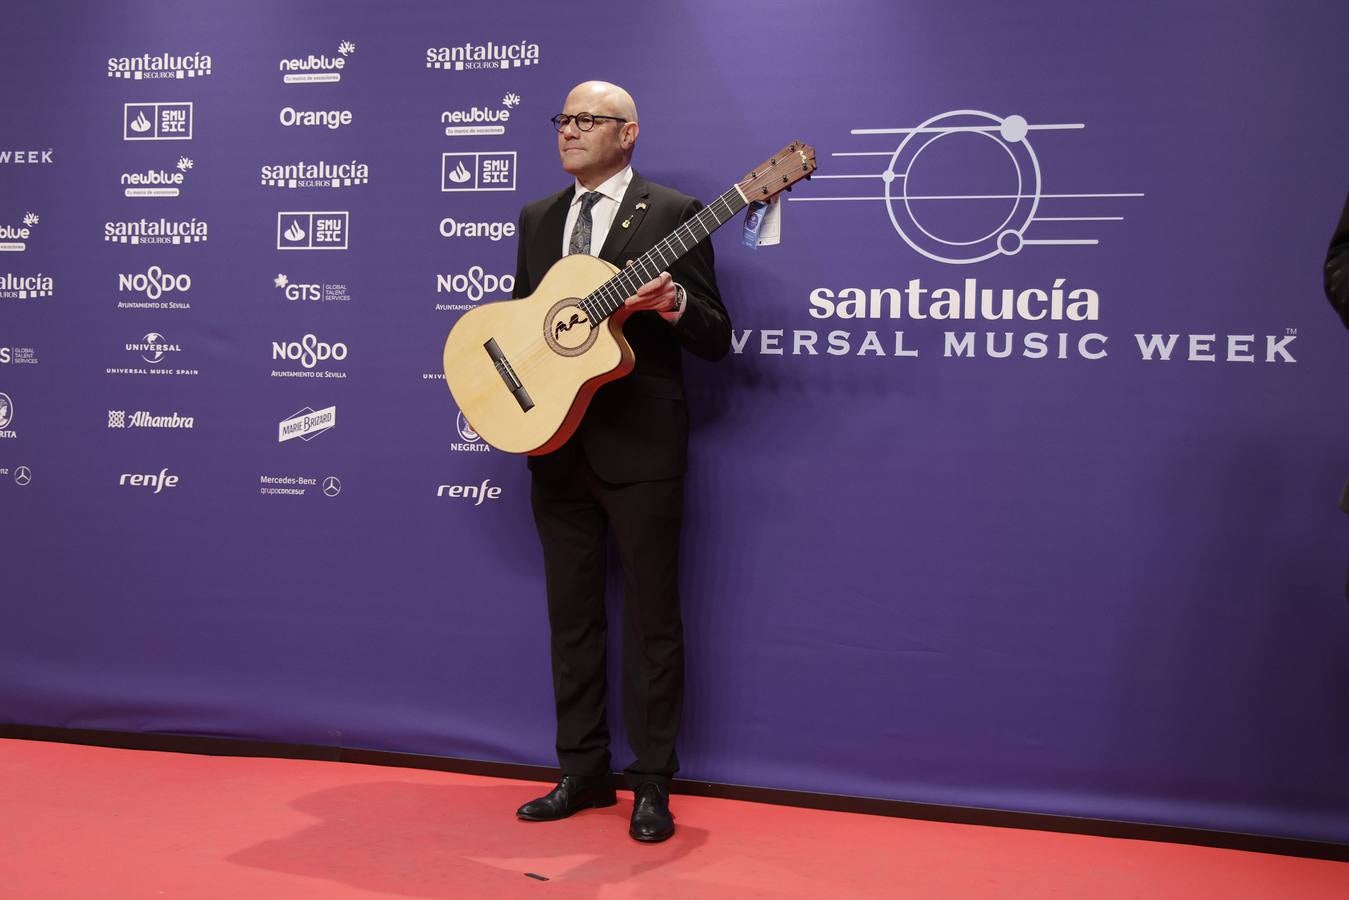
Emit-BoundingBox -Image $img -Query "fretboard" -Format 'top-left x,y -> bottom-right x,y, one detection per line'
579,186 -> 747,323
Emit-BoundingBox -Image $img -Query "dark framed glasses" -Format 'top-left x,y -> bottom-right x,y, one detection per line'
551,113 -> 627,133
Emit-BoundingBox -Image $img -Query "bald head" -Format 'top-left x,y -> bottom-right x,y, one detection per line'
565,80 -> 638,124
557,81 -> 641,189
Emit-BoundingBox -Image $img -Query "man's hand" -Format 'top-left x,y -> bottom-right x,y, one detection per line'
624,270 -> 680,317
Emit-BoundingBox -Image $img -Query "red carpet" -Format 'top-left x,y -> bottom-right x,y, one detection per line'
1,739 -> 1344,898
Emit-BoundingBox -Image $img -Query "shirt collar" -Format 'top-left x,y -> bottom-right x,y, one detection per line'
572,165 -> 633,206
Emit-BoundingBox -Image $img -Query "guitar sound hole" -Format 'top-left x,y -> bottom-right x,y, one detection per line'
543,297 -> 599,357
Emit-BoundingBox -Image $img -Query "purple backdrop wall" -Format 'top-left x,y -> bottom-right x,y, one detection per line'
2,0 -> 1347,844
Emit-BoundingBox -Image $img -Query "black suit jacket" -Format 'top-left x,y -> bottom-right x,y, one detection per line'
1326,191 -> 1349,331
512,172 -> 731,484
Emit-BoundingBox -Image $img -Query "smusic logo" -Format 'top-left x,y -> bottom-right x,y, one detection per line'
426,40 -> 540,71
123,102 -> 193,141
441,151 -> 515,192
277,212 -> 348,250
122,157 -> 193,198
260,159 -> 369,189
280,41 -> 355,84
108,51 -> 212,80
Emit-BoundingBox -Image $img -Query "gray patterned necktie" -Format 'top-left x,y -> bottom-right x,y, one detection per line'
568,191 -> 603,256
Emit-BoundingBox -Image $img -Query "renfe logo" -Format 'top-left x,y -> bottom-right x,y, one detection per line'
436,478 -> 502,505
119,467 -> 179,493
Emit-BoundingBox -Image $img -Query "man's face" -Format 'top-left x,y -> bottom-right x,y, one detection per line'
556,87 -> 632,185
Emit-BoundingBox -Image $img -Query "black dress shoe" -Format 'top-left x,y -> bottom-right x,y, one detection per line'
629,782 -> 675,842
516,775 -> 617,821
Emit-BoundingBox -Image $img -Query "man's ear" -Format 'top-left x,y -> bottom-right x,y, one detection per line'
622,121 -> 639,149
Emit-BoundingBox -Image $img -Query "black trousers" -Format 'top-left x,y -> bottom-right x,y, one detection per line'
530,455 -> 685,788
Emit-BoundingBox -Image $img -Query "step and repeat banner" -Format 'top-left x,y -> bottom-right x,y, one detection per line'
3,0 -> 1348,842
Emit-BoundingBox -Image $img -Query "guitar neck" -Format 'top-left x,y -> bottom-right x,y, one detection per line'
583,185 -> 748,322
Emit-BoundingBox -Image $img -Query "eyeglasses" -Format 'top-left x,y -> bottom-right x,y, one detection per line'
551,113 -> 627,133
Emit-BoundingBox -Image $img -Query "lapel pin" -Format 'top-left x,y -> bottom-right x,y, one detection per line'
621,217 -> 631,229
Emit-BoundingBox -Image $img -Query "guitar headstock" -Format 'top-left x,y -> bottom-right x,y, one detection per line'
736,141 -> 817,203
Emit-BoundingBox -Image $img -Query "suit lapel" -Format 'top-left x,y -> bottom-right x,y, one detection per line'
538,186 -> 575,265
598,172 -> 651,264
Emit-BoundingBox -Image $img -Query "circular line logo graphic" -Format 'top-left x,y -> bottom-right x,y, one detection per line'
322,475 -> 342,497
883,110 -> 1040,264
14,465 -> 31,486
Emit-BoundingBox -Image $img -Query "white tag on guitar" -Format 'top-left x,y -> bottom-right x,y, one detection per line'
742,195 -> 782,248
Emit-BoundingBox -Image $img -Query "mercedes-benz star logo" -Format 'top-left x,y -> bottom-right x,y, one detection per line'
322,475 -> 342,497
14,465 -> 31,486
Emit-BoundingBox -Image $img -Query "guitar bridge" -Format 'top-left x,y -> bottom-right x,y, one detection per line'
483,338 -> 534,412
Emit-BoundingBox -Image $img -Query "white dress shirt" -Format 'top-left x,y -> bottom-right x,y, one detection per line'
562,165 -> 685,322
562,165 -> 633,257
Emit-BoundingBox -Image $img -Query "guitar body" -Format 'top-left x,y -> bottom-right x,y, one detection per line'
442,141 -> 816,454
442,253 -> 634,455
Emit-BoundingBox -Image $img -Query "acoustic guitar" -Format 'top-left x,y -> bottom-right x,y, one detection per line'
442,141 -> 816,454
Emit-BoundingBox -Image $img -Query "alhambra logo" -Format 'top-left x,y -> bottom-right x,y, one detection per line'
122,157 -> 194,198
107,51 -> 212,80
426,40 -> 540,71
442,92 -> 520,136
280,41 -> 355,84
260,159 -> 369,189
0,213 -> 38,252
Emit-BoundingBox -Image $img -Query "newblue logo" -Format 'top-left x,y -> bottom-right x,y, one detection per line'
280,41 -> 355,84
441,152 -> 516,192
442,92 -> 520,136
0,213 -> 38,252
124,102 -> 193,141
122,157 -> 193,198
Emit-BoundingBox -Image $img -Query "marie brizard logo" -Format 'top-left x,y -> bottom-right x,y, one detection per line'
544,298 -> 598,357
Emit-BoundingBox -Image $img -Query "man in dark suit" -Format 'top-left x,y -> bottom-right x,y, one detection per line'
1325,193 -> 1349,598
510,81 -> 731,842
